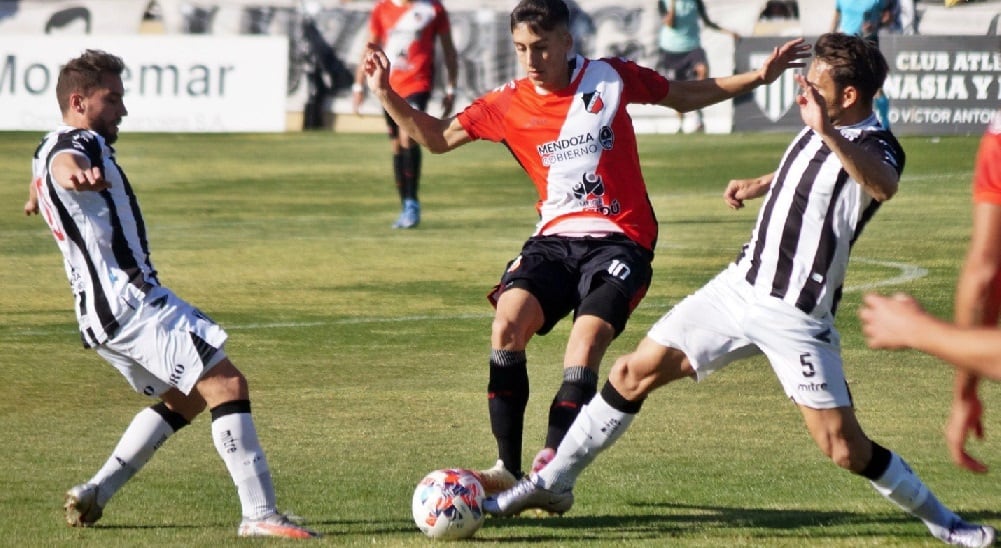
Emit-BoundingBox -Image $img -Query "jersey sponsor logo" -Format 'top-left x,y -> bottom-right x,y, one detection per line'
572,173 -> 621,216
537,132 -> 600,166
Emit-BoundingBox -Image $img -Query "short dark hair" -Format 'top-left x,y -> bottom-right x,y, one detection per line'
814,33 -> 888,102
56,49 -> 125,114
510,0 -> 570,34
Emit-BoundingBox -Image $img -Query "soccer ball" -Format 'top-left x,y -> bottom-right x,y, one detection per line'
411,468 -> 485,540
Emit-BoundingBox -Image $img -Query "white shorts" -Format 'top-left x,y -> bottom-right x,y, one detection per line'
647,265 -> 851,409
95,285 -> 228,397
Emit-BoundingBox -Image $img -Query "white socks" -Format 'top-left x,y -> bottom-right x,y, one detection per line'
870,452 -> 960,538
536,393 -> 635,493
211,411 -> 276,520
89,406 -> 177,507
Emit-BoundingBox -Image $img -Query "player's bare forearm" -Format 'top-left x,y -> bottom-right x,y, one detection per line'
50,153 -> 110,192
377,90 -> 456,153
862,294 -> 1001,380
823,130 -> 898,201
661,38 -> 809,112
724,172 -> 773,209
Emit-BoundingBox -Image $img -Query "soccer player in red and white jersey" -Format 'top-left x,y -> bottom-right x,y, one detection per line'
483,32 -> 994,546
361,0 -> 810,493
352,0 -> 458,229
861,111 -> 1001,475
25,50 -> 317,539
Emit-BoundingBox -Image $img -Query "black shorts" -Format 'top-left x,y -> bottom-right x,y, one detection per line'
488,235 -> 654,336
384,91 -> 431,139
655,48 -> 708,81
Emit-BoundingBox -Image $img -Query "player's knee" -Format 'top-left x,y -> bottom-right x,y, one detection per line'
491,316 -> 532,349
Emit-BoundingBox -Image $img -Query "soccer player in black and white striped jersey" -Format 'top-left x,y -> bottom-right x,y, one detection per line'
26,50 -> 317,539
486,33 -> 996,546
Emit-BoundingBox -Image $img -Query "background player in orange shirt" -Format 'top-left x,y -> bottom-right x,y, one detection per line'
861,112 -> 1001,473
360,0 -> 810,493
352,0 -> 458,229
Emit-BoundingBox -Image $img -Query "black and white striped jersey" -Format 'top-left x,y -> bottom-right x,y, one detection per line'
32,126 -> 159,347
733,115 -> 905,319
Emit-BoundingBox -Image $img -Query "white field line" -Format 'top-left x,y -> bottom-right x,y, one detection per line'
843,258 -> 929,292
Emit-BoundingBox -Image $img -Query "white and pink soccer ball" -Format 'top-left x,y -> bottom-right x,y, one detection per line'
411,468 -> 485,540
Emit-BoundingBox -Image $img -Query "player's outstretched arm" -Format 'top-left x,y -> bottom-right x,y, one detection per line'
362,44 -> 470,154
659,38 -> 809,113
50,153 -> 109,192
859,293 -> 1001,381
946,200 -> 1001,472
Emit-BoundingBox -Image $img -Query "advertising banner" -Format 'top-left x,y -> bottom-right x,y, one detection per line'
0,35 -> 287,132
735,35 -> 1001,135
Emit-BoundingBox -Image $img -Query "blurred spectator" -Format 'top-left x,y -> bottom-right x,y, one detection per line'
832,0 -> 892,128
882,0 -> 917,35
655,0 -> 740,133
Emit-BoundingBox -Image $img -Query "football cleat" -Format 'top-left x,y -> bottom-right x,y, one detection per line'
238,512 -> 319,539
482,474 -> 573,517
941,520 -> 996,548
473,460 -> 519,496
530,447 -> 556,474
393,199 -> 420,229
64,483 -> 103,527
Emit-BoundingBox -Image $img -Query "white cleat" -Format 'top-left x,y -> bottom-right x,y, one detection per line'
942,521 -> 996,547
64,483 -> 103,527
238,511 -> 319,539
482,474 -> 573,517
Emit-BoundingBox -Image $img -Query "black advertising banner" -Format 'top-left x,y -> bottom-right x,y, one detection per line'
734,35 -> 1001,135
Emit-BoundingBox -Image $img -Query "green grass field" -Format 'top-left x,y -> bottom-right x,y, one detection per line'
0,129 -> 997,547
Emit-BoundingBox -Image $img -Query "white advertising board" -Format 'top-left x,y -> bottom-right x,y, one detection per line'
0,35 -> 287,132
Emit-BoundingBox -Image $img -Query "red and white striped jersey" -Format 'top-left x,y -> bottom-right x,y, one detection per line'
369,0 -> 450,97
32,126 -> 159,347
456,55 -> 670,252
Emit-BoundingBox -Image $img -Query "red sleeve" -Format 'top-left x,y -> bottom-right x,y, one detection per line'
456,84 -> 515,143
605,57 -> 671,105
973,121 -> 1001,206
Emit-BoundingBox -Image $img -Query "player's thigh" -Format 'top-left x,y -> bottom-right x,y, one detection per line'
492,238 -> 577,335
576,237 -> 653,336
646,268 -> 759,381
746,301 -> 852,409
101,286 -> 229,397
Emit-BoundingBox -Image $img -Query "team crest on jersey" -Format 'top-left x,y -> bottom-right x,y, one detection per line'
582,91 -> 604,114
572,173 -> 620,215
